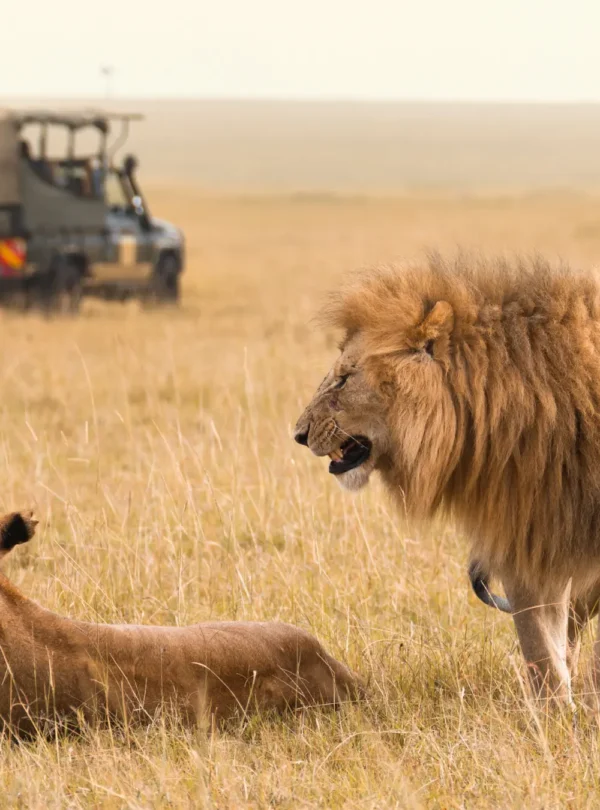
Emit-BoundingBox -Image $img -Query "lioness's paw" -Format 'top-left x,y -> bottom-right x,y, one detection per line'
0,510 -> 38,550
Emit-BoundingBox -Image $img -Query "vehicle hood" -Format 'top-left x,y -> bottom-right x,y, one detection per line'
152,217 -> 184,250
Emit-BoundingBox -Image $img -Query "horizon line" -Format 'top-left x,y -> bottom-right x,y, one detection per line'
3,95 -> 600,106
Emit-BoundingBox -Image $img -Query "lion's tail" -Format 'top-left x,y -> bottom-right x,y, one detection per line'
468,560 -> 512,613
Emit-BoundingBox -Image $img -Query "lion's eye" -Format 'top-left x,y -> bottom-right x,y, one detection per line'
334,374 -> 350,390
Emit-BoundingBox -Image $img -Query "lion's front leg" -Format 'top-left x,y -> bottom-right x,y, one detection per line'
568,584 -> 600,684
503,577 -> 574,708
590,614 -> 600,699
567,604 -> 586,683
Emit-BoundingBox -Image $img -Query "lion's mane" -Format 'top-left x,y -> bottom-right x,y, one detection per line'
324,253 -> 600,594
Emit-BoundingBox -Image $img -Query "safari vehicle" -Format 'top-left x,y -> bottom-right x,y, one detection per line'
0,109 -> 185,310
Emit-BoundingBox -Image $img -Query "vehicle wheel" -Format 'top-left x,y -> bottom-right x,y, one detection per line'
43,256 -> 83,315
150,254 -> 180,305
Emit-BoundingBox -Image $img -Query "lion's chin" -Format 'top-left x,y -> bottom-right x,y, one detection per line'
334,464 -> 374,491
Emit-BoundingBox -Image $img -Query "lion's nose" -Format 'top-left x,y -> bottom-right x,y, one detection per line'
294,428 -> 309,446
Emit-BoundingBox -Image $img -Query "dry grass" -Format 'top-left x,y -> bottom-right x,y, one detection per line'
3,190 -> 600,807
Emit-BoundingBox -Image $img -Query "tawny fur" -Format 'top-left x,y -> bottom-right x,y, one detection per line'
322,253 -> 600,597
294,253 -> 600,704
0,513 -> 359,735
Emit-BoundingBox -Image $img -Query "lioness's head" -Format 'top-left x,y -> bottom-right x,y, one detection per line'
294,265 -> 458,507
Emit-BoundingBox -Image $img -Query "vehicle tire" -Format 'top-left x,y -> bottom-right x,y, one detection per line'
150,254 -> 181,305
42,255 -> 83,315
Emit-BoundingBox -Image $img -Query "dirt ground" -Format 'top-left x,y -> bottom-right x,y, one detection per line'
3,181 -> 600,806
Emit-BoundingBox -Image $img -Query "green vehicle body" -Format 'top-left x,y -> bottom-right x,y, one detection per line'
0,109 -> 185,309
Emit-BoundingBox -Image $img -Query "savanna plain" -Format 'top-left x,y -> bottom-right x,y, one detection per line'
5,102 -> 600,809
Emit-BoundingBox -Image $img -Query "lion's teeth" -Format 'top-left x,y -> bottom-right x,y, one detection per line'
329,450 -> 343,461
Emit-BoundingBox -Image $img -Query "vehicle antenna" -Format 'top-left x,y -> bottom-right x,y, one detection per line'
100,65 -> 115,100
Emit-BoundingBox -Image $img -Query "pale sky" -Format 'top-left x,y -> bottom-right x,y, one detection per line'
3,0 -> 600,101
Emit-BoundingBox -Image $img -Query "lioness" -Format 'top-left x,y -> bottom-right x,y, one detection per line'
0,512 -> 359,735
294,255 -> 600,708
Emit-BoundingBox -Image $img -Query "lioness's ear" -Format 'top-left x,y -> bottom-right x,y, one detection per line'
0,511 -> 38,562
410,301 -> 454,352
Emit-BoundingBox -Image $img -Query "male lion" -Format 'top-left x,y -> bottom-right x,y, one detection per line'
294,254 -> 600,708
0,512 -> 359,735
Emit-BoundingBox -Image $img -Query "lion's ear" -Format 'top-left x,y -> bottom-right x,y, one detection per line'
410,301 -> 454,353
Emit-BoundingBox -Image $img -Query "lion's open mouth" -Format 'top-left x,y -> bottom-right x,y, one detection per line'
328,437 -> 372,475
